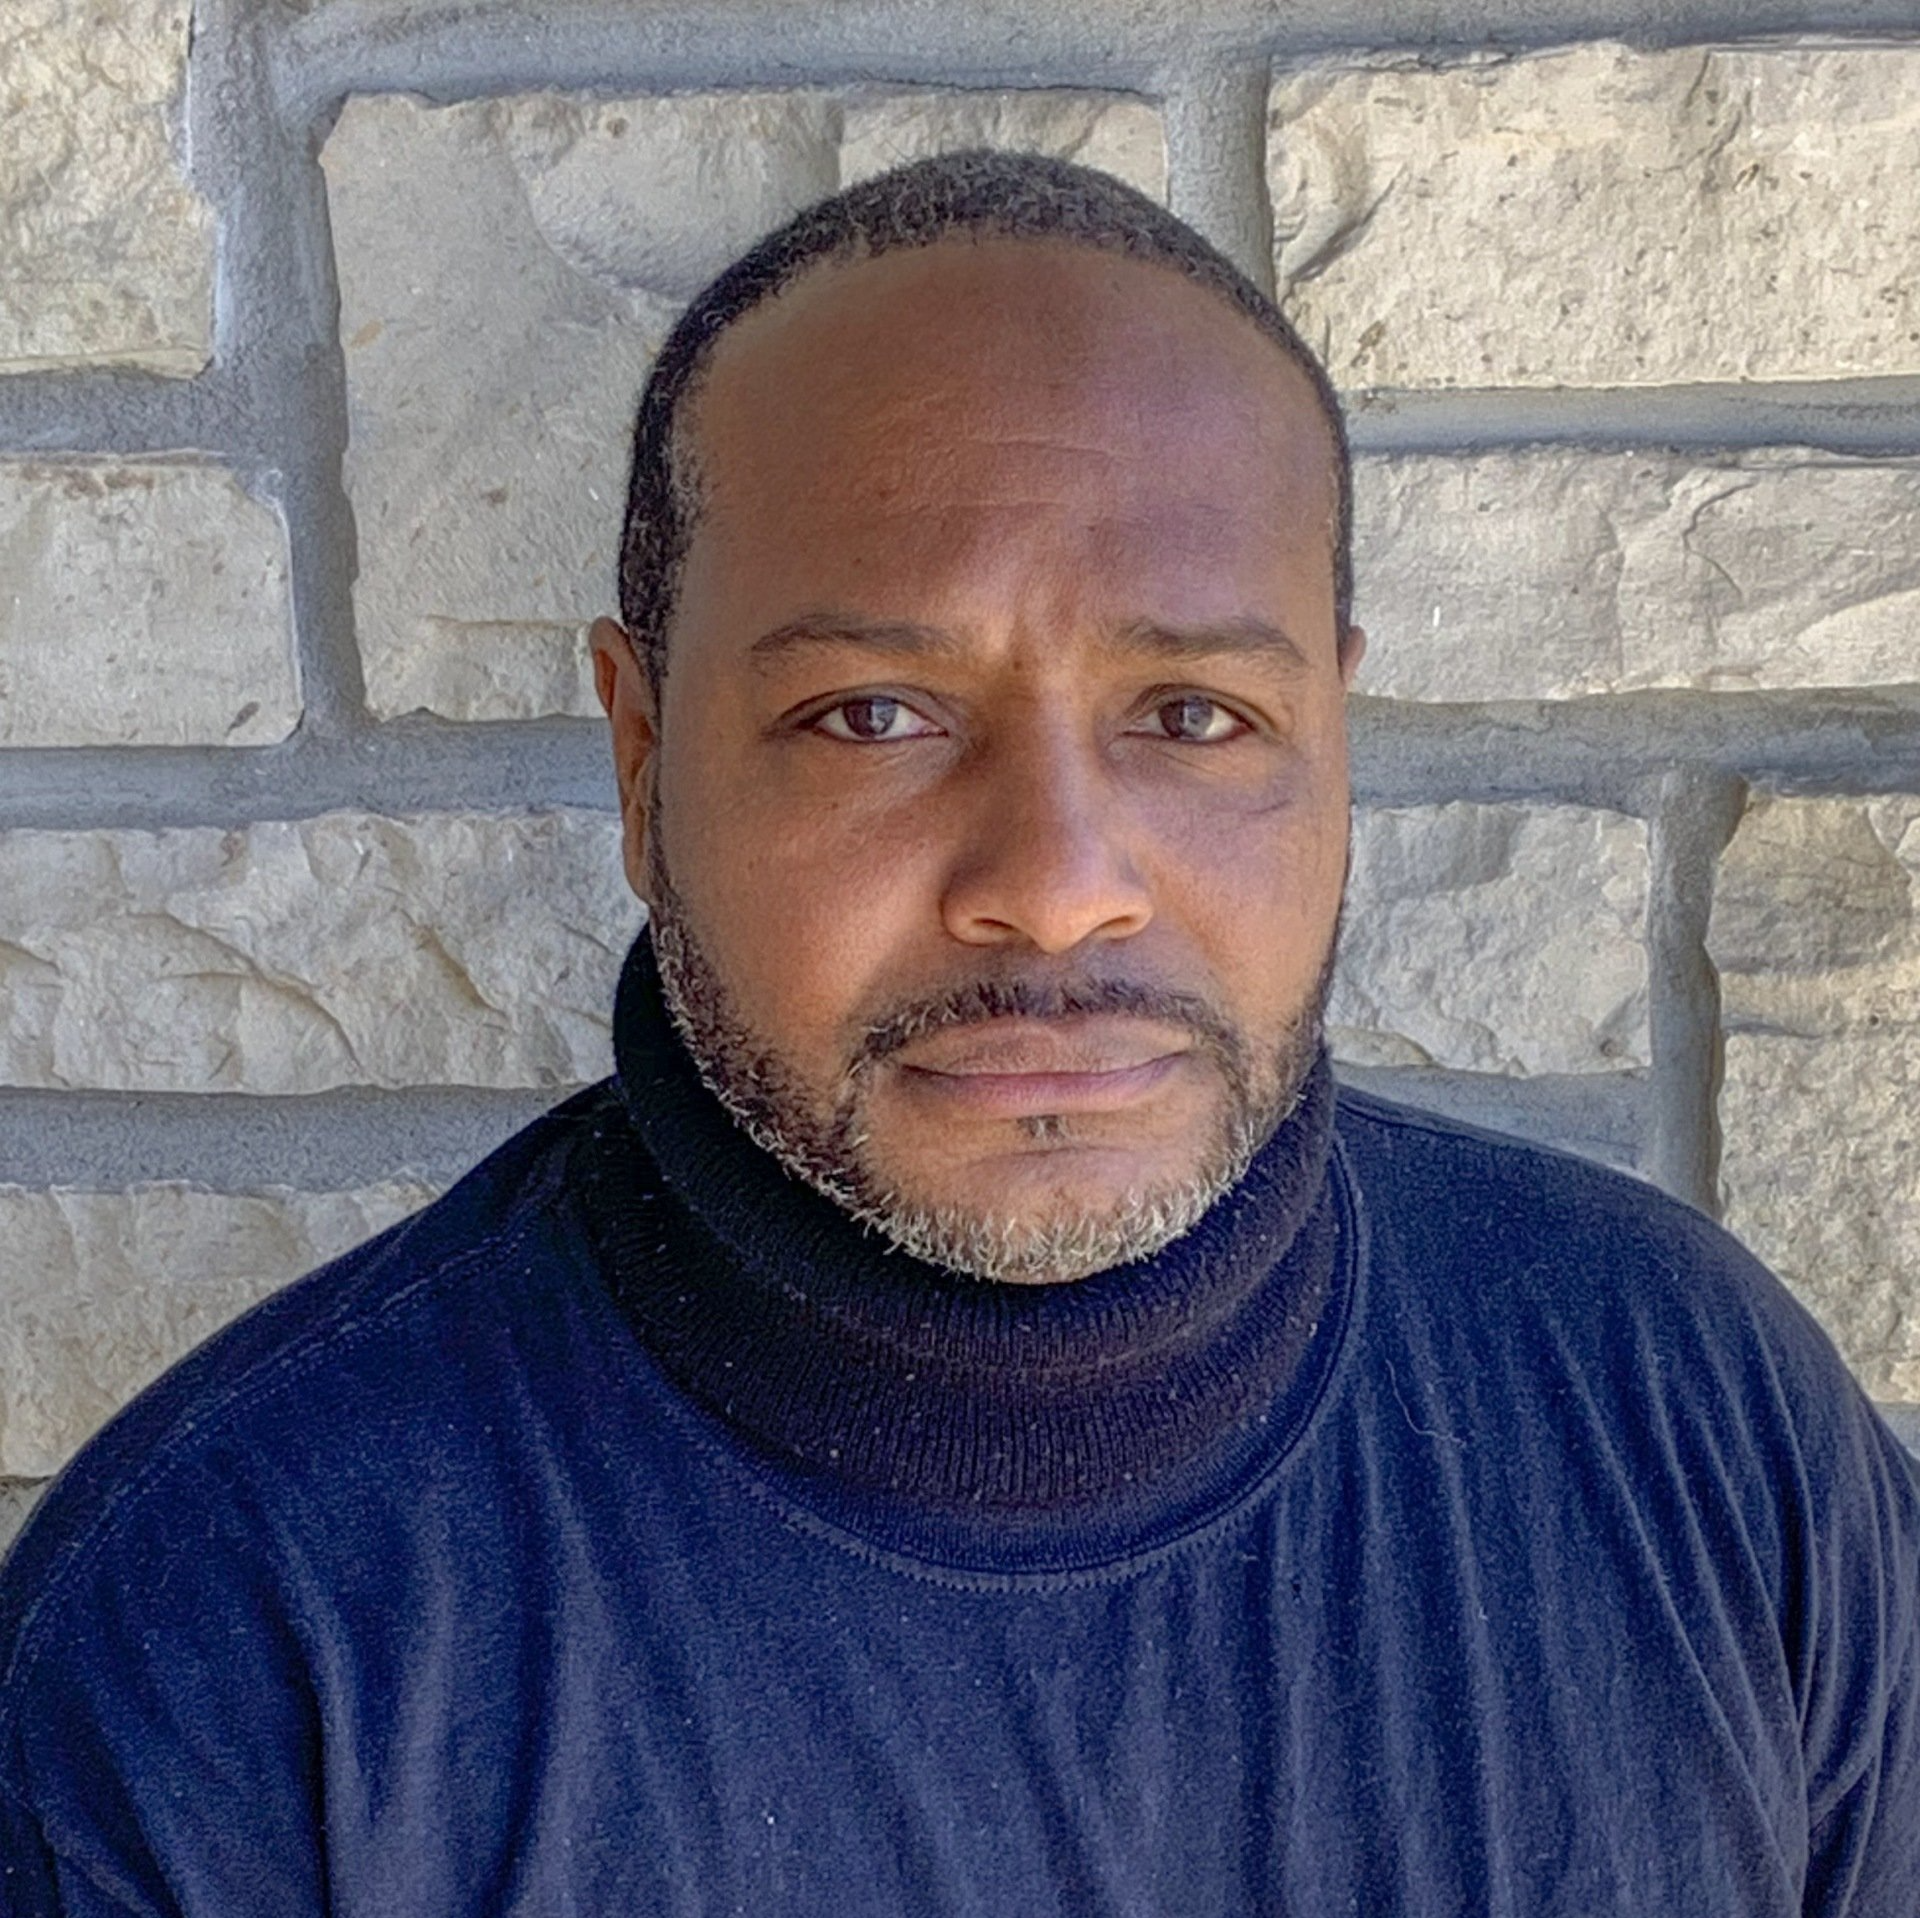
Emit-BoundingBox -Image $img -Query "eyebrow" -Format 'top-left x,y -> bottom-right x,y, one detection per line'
1107,617 -> 1313,673
745,611 -> 1315,672
748,615 -> 963,668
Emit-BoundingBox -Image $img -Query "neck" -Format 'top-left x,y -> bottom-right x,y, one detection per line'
579,934 -> 1354,1571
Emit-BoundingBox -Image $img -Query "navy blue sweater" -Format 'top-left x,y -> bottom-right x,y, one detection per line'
3,941 -> 1918,1914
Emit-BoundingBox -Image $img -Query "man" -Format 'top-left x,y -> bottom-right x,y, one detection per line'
2,153 -> 1916,1914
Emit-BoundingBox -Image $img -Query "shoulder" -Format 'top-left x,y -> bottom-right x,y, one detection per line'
1335,1079 -> 1695,1232
1337,1081 -> 1792,1322
1333,1082 -> 1920,1503
1333,1088 -> 1920,1891
0,1083 -> 623,1697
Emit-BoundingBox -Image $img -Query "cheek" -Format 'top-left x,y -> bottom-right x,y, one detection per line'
1179,817 -> 1346,947
1144,771 -> 1350,994
1147,734 -> 1348,876
657,753 -> 946,1039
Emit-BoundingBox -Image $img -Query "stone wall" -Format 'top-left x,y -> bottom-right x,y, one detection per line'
3,0 -> 1918,1545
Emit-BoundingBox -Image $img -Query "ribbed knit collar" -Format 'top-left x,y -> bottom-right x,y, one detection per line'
585,934 -> 1353,1574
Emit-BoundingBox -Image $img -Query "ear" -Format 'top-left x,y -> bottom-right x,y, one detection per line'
1337,622 -> 1367,690
589,617 -> 659,903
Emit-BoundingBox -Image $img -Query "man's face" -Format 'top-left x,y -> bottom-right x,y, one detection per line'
593,239 -> 1362,1283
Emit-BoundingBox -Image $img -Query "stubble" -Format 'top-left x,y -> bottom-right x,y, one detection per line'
644,829 -> 1332,1284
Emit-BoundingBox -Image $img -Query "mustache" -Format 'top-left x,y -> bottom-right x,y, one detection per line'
852,974 -> 1244,1069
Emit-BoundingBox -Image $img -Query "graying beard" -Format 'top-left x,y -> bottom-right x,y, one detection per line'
648,899 -> 872,1217
645,846 -> 1316,1284
855,1116 -> 1270,1283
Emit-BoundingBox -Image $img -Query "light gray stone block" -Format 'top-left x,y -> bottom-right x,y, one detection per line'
1709,795 -> 1920,1035
840,91 -> 1165,197
1270,44 -> 1920,389
1331,803 -> 1649,1076
1710,794 -> 1920,1400
0,1480 -> 45,1558
0,460 -> 298,746
1334,1062 -> 1649,1177
1880,1404 -> 1920,1460
1354,449 -> 1920,703
506,92 -> 843,304
0,0 -> 212,375
326,87 -> 1164,722
0,1183 -> 434,1478
0,810 -> 638,1094
325,94 -> 692,724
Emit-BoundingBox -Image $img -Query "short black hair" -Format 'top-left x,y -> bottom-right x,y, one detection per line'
617,148 -> 1352,684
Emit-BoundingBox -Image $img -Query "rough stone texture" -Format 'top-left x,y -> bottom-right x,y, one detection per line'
1354,449 -> 1920,703
0,460 -> 299,746
1710,793 -> 1920,1401
0,0 -> 213,375
0,1183 -> 433,1478
325,88 -> 1164,721
0,810 -> 637,1093
325,95 -> 689,723
1335,1062 -> 1649,1179
1270,44 -> 1920,389
840,91 -> 1165,196
1330,804 -> 1649,1075
0,1481 -> 43,1558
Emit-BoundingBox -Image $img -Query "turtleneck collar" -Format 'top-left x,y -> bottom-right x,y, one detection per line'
582,934 -> 1355,1575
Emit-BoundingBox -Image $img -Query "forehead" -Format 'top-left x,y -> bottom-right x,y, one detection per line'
673,239 -> 1342,642
690,238 -> 1335,514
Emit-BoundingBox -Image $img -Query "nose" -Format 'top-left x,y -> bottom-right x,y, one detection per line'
939,719 -> 1154,953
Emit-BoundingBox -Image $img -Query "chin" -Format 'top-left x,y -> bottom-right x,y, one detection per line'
887,1134 -> 1202,1207
852,1142 -> 1243,1286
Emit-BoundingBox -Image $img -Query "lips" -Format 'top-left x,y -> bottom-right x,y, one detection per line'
893,1015 -> 1192,1077
887,1016 -> 1195,1117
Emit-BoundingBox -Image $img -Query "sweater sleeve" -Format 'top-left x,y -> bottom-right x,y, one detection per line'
0,1444 -> 332,1917
1799,1406 -> 1920,1917
0,1784 -> 164,1918
0,1781 -> 63,1917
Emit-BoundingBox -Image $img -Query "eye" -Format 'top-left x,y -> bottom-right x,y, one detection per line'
811,695 -> 941,743
1132,695 -> 1249,744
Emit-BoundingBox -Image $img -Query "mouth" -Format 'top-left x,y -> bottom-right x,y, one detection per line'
887,1016 -> 1196,1118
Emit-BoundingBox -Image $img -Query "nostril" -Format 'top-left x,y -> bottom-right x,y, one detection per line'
935,745 -> 1154,949
940,843 -> 1153,952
